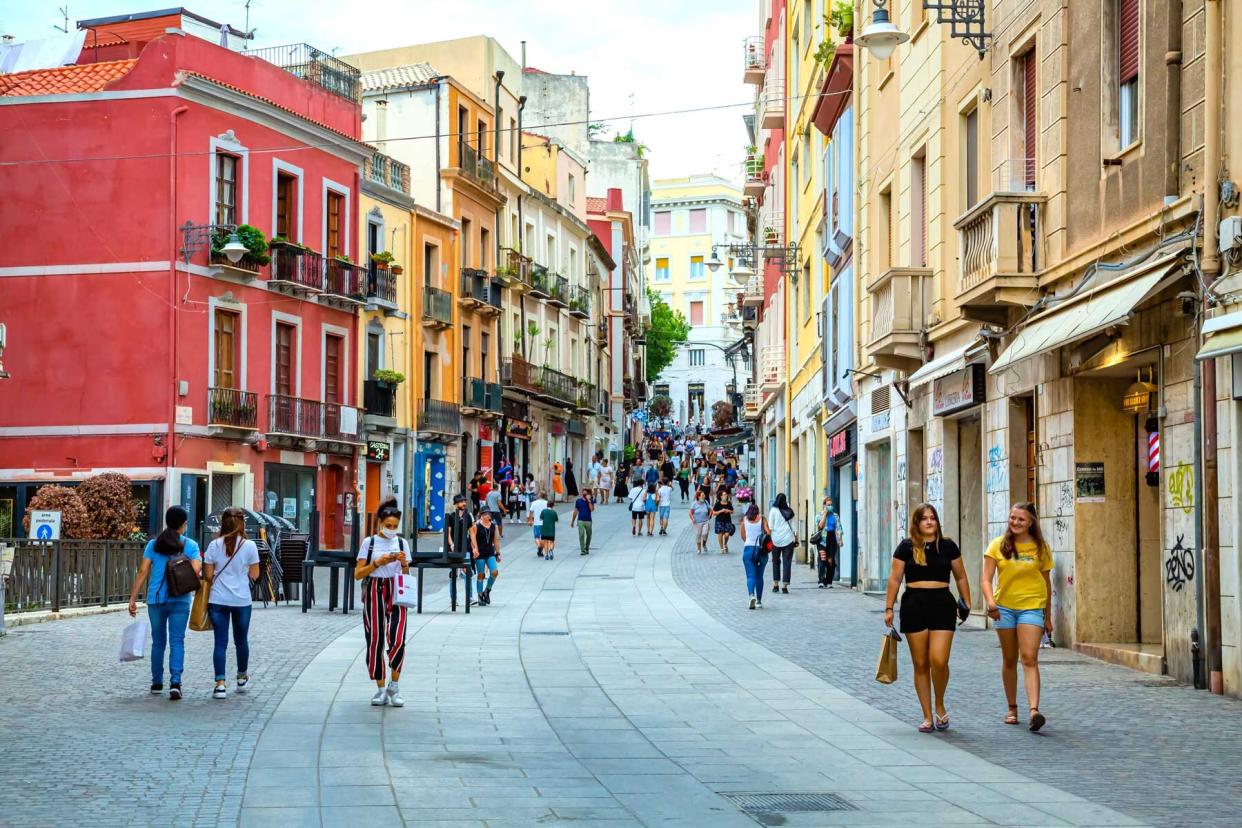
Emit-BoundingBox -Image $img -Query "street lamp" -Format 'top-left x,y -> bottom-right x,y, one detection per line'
179,221 -> 247,265
856,0 -> 909,60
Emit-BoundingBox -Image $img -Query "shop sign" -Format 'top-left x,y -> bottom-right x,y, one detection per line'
366,440 -> 390,461
870,410 -> 890,432
282,497 -> 297,519
479,424 -> 493,441
505,418 -> 532,440
1075,462 -> 1105,502
829,428 -> 853,460
548,420 -> 567,436
932,363 -> 986,417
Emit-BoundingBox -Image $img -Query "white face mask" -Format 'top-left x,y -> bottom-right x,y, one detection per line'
380,527 -> 398,539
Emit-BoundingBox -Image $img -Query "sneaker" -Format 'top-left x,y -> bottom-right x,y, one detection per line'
749,597 -> 756,610
213,684 -> 227,700
386,683 -> 405,708
782,587 -> 790,594
169,683 -> 182,701
756,600 -> 763,609
236,675 -> 249,693
547,552 -> 554,560
537,550 -> 544,557
150,683 -> 164,695
580,550 -> 589,556
818,584 -> 826,589
371,688 -> 389,706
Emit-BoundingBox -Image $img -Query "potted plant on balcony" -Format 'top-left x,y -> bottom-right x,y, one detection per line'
373,369 -> 405,388
211,224 -> 270,269
371,250 -> 395,267
763,226 -> 778,244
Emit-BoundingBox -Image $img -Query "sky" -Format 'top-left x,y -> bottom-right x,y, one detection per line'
1,0 -> 758,185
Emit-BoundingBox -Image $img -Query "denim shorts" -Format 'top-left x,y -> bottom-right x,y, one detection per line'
474,556 -> 498,575
995,606 -> 1045,629
658,505 -> 671,519
533,526 -> 542,539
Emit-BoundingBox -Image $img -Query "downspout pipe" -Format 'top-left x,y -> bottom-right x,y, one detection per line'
168,105 -> 188,497
1164,0 -> 1183,200
435,80 -> 443,214
494,70 -> 505,370
1202,0 -> 1224,695
518,93 -> 528,360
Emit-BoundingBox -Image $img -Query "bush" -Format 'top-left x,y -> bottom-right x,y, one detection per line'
77,473 -> 138,540
22,485 -> 90,539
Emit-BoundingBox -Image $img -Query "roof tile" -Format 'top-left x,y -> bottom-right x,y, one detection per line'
586,196 -> 609,214
360,62 -> 438,93
0,58 -> 137,97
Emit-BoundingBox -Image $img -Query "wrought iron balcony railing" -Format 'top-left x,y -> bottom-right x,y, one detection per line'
366,264 -> 397,306
422,285 -> 453,327
418,398 -> 461,435
208,387 -> 258,429
458,141 -> 496,189
363,379 -> 396,418
566,284 -> 591,318
324,258 -> 365,303
248,43 -> 361,102
269,240 -> 324,291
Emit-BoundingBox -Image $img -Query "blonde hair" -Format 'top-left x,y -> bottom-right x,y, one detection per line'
908,503 -> 943,566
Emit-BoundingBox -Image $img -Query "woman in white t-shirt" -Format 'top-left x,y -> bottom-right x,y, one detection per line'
354,496 -> 410,707
203,508 -> 261,700
768,493 -> 799,594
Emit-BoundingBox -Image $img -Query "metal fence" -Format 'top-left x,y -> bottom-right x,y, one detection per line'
3,539 -> 146,613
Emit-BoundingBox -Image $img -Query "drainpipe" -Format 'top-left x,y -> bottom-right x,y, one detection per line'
518,92 -> 528,360
434,80 -> 443,214
1164,0 -> 1183,200
1202,0 -> 1224,695
168,105 -> 188,498
494,70 -> 505,371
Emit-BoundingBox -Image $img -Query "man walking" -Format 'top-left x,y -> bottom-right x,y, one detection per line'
484,483 -> 506,538
445,494 -> 474,610
570,488 -> 595,555
657,477 -> 674,536
528,489 -> 549,557
470,509 -> 501,606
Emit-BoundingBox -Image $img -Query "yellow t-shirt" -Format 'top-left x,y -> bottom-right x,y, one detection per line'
985,537 -> 1051,610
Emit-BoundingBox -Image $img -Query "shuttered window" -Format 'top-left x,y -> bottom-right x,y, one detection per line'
275,323 -> 295,396
871,385 -> 891,415
1022,50 -> 1037,190
214,310 -> 238,389
325,335 -> 343,403
326,191 -> 344,258
965,108 -> 979,209
1119,0 -> 1140,84
912,153 -> 927,268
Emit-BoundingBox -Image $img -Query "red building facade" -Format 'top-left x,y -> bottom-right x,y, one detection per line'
0,32 -> 370,549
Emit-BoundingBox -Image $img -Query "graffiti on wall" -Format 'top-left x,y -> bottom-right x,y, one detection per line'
928,447 -> 944,475
1056,481 -> 1074,517
1053,518 -> 1070,549
926,474 -> 944,502
1167,463 -> 1195,515
1165,534 -> 1196,592
896,460 -> 907,483
986,446 -> 1008,494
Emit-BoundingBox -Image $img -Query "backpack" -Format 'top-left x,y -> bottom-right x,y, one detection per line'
164,543 -> 201,598
363,535 -> 406,584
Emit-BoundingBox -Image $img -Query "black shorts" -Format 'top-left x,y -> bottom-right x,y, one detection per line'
899,587 -> 957,633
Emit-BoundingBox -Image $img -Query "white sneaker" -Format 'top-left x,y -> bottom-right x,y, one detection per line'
236,675 -> 249,693
212,684 -> 227,700
748,597 -> 756,610
370,688 -> 389,706
386,682 -> 405,708
756,600 -> 763,609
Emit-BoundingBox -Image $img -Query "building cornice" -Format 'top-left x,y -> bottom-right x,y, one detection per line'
362,178 -> 416,210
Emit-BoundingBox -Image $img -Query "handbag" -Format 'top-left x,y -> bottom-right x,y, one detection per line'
190,542 -> 240,632
164,544 -> 201,598
875,627 -> 902,684
119,618 -> 150,662
393,572 -> 418,608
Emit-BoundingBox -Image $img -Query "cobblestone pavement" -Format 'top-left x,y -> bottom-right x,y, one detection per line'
670,523 -> 1242,828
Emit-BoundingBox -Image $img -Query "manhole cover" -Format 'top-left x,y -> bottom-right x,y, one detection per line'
522,631 -> 569,636
721,793 -> 857,814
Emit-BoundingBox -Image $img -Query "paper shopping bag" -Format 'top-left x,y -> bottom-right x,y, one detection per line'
189,580 -> 213,632
393,573 -> 418,609
119,619 -> 150,662
875,628 -> 901,684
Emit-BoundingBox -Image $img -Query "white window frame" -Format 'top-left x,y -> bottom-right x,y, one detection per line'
689,254 -> 706,281
271,158 -> 304,242
210,132 -> 249,227
321,323 -> 351,404
689,348 -> 706,367
322,177 -> 351,258
208,296 -> 248,391
270,311 -> 303,397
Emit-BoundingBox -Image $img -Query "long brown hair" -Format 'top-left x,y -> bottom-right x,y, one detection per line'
1001,501 -> 1049,563
218,507 -> 246,557
907,502 -> 943,566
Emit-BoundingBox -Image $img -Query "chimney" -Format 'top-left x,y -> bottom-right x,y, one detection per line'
606,187 -> 623,212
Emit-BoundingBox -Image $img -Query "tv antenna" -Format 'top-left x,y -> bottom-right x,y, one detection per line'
52,5 -> 70,33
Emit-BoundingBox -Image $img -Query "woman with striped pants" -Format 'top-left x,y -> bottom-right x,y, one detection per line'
354,497 -> 410,707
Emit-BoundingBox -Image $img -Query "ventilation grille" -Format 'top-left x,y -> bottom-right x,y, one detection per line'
871,385 -> 891,415
720,793 -> 858,814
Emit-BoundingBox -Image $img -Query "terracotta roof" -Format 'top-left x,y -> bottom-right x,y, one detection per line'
586,196 -> 608,214
0,58 -> 137,97
360,62 -> 438,93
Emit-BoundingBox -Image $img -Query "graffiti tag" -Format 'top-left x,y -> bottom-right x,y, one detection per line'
926,474 -> 944,502
1165,534 -> 1195,591
986,446 -> 1008,494
1053,518 -> 1069,549
1057,481 -> 1074,517
1167,463 -> 1195,515
928,447 -> 944,475
896,460 -> 907,482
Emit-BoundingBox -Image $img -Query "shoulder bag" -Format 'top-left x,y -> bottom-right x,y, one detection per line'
190,540 -> 240,632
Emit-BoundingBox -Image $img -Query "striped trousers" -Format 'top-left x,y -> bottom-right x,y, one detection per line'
362,578 -> 407,681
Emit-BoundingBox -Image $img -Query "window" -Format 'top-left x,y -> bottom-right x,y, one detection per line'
689,255 -> 705,280
911,151 -> 927,267
497,106 -> 505,159
481,331 -> 490,381
423,243 -> 437,288
325,334 -> 343,403
654,211 -> 671,235
879,186 -> 893,271
689,301 -> 704,326
963,107 -> 980,209
802,263 -> 812,316
689,209 -> 706,233
548,326 -> 558,365
367,330 -> 382,378
477,118 -> 487,156
1016,48 -> 1038,190
727,210 -> 736,234
480,226 -> 490,270
275,322 -> 296,396
423,351 -> 435,400
462,324 -> 472,379
461,218 -> 473,268
827,291 -> 838,384
802,129 -> 812,188
326,191 -> 344,258
689,348 -> 705,367
568,174 -> 576,204
1118,0 -> 1140,147
654,383 -> 670,397
215,154 -> 237,225
655,257 -> 670,282
214,309 -> 239,389
510,118 -> 518,162
276,172 -> 296,239
688,383 -> 705,420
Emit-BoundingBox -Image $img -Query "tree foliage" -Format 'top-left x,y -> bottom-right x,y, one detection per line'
648,394 -> 673,418
712,400 -> 735,429
22,485 -> 90,539
645,290 -> 690,383
77,472 -> 137,540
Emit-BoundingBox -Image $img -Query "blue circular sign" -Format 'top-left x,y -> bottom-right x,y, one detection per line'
36,524 -> 53,540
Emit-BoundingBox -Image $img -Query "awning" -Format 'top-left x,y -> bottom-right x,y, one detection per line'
991,253 -> 1186,374
1197,310 -> 1242,360
908,340 -> 984,389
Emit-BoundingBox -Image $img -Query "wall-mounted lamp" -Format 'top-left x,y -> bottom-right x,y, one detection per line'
856,0 -> 909,60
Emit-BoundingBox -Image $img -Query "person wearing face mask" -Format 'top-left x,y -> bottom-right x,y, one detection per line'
816,497 -> 841,589
445,493 -> 475,611
354,496 -> 410,707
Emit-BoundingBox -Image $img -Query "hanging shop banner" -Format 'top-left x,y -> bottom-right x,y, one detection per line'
548,420 -> 567,436
366,440 -> 390,462
479,424 -> 493,441
829,427 -> 854,461
505,418 -> 532,440
479,441 -> 494,477
932,363 -> 987,417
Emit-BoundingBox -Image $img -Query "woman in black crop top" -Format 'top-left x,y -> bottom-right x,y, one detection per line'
883,502 -> 972,734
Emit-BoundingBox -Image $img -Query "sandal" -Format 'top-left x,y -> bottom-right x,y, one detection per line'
1029,708 -> 1046,732
1004,705 -> 1019,725
917,721 -> 934,733
934,713 -> 950,731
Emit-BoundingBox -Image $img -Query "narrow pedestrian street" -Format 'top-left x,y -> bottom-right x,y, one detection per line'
4,503 -> 1240,827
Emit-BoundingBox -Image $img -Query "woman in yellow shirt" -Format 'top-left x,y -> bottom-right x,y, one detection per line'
982,501 -> 1053,732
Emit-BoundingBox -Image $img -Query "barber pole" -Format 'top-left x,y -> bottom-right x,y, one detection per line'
1147,430 -> 1160,474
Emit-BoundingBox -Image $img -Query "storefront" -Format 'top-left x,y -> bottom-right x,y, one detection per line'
827,422 -> 858,587
413,442 -> 448,533
263,463 -> 315,536
930,361 -> 988,583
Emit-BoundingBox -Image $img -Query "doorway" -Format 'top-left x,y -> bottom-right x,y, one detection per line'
947,414 -> 983,583
867,439 -> 892,588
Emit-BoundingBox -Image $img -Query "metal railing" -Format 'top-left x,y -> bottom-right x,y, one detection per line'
208,387 -> 258,429
367,264 -> 397,305
322,401 -> 360,442
567,284 -> 591,317
549,274 -> 569,306
576,381 -> 597,412
458,141 -> 496,188
363,380 -> 396,418
461,268 -> 493,304
499,247 -> 530,285
248,42 -> 361,102
364,152 -> 411,193
537,366 -> 578,406
597,386 -> 611,416
464,377 -> 488,410
270,241 -> 324,291
759,71 -> 785,128
325,258 -> 365,302
743,35 -> 766,81
418,398 -> 460,434
530,264 -> 551,296
485,381 -> 504,413
268,394 -> 323,437
2,539 -> 146,613
501,356 -> 539,393
423,285 -> 453,325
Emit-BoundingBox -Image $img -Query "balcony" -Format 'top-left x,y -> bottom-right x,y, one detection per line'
363,379 -> 396,419
462,378 -> 503,419
501,355 -> 540,395
267,395 -> 360,443
207,387 -> 257,431
742,384 -> 761,420
744,156 -> 766,197
529,264 -> 552,299
417,398 -> 461,438
421,285 -> 453,330
867,266 -> 930,370
741,275 -> 764,308
759,346 -> 784,393
743,36 -> 766,85
248,43 -> 361,102
597,386 -> 611,417
720,303 -> 742,326
322,401 -> 361,442
364,152 -> 410,194
575,381 -> 597,414
954,169 -> 1045,325
486,381 -> 504,415
498,247 -> 530,288
596,319 -> 609,346
458,141 -> 496,190
758,72 -> 785,131
536,366 -> 578,408
459,268 -> 501,316
366,264 -> 398,310
269,240 -> 323,293
547,274 -> 570,308
323,258 -> 366,305
567,284 -> 591,319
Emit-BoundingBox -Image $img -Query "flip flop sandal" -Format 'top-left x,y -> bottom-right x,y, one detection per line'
934,713 -> 950,731
917,722 -> 935,733
1029,709 -> 1046,732
1004,706 -> 1019,725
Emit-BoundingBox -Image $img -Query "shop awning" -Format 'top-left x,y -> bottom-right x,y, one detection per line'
1196,310 -> 1242,360
908,339 -> 985,389
991,254 -> 1186,374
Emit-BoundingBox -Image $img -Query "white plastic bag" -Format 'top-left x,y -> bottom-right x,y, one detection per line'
119,618 -> 150,662
392,573 -> 418,609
